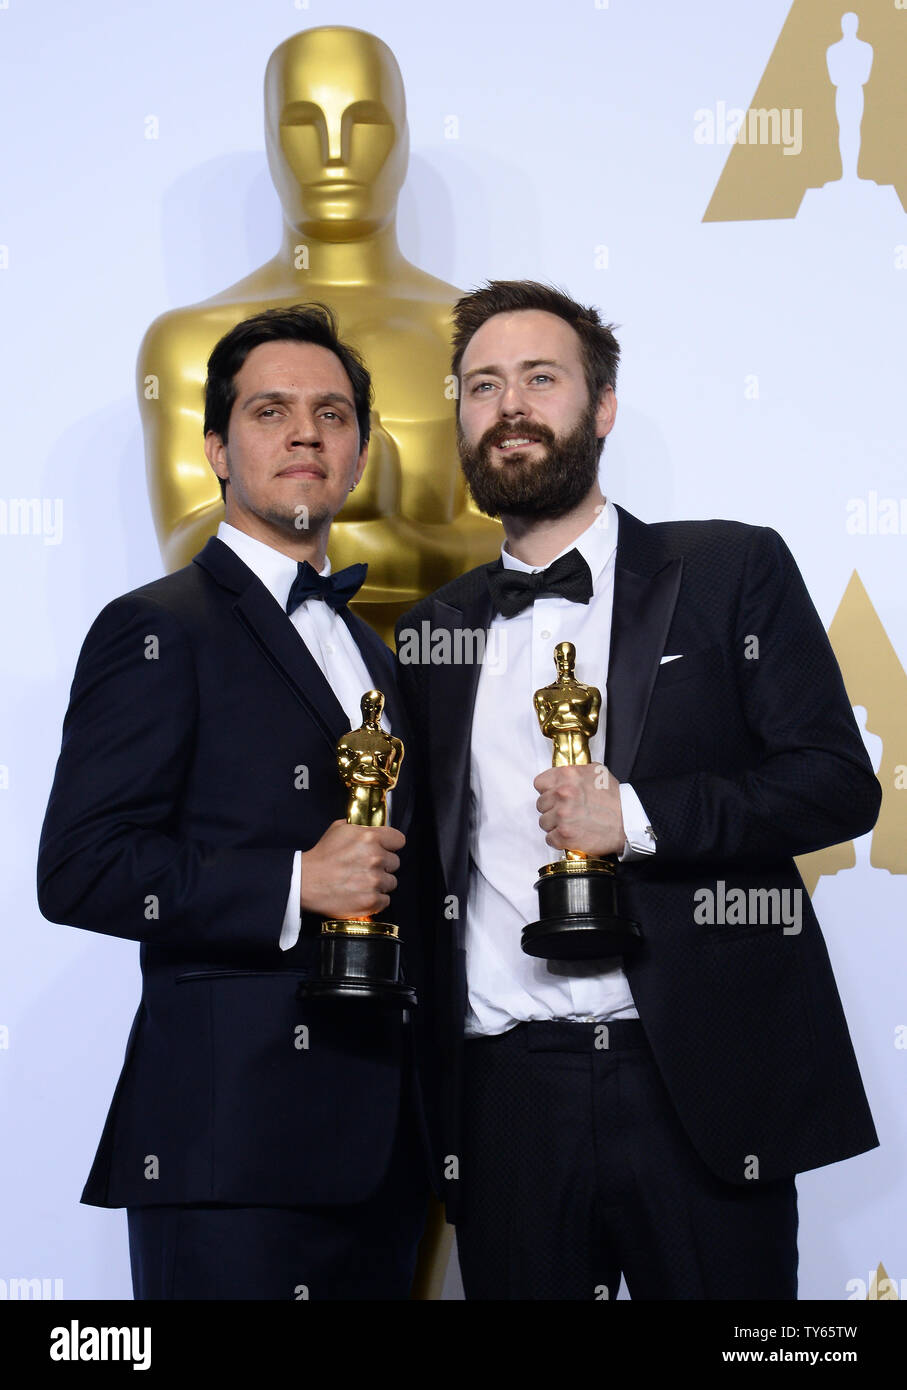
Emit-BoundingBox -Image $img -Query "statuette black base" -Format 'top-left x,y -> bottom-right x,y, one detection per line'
296,922 -> 417,1008
522,858 -> 641,961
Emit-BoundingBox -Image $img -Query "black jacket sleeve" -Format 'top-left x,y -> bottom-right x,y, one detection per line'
37,595 -> 295,950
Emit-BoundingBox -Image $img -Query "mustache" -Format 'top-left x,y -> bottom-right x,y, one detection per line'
481,422 -> 555,451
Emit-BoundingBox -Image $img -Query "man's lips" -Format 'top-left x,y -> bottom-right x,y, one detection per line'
493,436 -> 542,452
277,464 -> 326,479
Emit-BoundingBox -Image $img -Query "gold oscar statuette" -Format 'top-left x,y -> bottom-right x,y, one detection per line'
297,690 -> 416,1005
522,643 -> 641,960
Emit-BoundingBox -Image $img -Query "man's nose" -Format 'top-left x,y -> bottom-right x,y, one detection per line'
498,381 -> 530,418
287,412 -> 323,448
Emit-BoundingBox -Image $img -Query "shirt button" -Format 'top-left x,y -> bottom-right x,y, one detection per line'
540,628 -> 551,640
324,644 -> 335,656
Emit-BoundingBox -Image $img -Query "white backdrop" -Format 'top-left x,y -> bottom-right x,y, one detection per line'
1,0 -> 904,1301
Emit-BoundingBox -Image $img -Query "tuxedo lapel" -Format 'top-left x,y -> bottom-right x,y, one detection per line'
606,508 -> 683,781
428,583 -> 495,893
194,538 -> 350,754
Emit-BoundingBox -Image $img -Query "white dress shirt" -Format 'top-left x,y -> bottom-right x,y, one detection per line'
465,500 -> 655,1037
216,523 -> 391,952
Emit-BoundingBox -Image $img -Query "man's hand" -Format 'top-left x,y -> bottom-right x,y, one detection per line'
534,764 -> 625,857
300,821 -> 405,919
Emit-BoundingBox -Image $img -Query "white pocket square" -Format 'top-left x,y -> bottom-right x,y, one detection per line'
659,654 -> 683,664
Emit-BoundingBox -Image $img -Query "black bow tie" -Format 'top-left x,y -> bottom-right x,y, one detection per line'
286,561 -> 368,615
486,548 -> 594,618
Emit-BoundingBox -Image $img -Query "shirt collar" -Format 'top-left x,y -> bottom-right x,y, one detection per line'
499,497 -> 618,585
217,521 -> 331,612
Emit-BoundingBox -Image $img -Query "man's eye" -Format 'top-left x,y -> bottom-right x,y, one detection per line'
530,374 -> 554,384
258,407 -> 281,418
471,381 -> 495,394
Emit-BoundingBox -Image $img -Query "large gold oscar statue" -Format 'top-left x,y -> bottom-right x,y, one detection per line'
138,26 -> 500,639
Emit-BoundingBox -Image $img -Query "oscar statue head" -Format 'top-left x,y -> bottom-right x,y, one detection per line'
265,27 -> 409,241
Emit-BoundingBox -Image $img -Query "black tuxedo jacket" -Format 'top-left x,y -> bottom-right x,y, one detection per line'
38,537 -> 433,1209
396,507 -> 880,1210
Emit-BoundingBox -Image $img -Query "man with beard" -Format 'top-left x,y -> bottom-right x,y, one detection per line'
38,305 -> 431,1299
395,280 -> 879,1300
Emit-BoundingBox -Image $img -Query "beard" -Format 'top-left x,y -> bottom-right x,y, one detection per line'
260,500 -> 331,537
457,401 -> 602,520
224,454 -> 334,538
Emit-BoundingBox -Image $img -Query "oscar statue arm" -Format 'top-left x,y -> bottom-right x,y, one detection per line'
138,311 -> 225,573
534,691 -> 553,736
588,687 -> 602,733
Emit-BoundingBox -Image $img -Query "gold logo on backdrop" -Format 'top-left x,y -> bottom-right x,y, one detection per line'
703,1 -> 907,221
868,1262 -> 899,1299
797,572 -> 907,895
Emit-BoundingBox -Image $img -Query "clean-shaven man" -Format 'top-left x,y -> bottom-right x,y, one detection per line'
39,305 -> 431,1299
396,280 -> 879,1300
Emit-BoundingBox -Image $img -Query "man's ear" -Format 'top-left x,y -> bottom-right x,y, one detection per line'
595,385 -> 617,442
352,439 -> 369,489
204,430 -> 229,485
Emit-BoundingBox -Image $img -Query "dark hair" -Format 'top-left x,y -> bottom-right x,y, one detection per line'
204,304 -> 373,501
451,280 -> 620,407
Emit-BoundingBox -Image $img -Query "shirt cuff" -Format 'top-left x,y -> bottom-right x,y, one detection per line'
279,850 -> 303,951
618,784 -> 657,862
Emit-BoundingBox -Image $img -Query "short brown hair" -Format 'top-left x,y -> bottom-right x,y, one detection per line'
450,280 -> 620,407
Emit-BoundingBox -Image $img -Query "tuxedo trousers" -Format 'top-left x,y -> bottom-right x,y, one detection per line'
127,1072 -> 428,1301
455,1020 -> 798,1300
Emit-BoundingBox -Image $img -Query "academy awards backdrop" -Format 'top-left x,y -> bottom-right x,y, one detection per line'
1,0 -> 904,1301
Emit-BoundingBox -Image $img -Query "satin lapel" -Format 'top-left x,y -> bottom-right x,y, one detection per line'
234,583 -> 351,753
195,538 -> 349,753
606,525 -> 683,782
338,608 -> 414,837
429,586 -> 495,894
